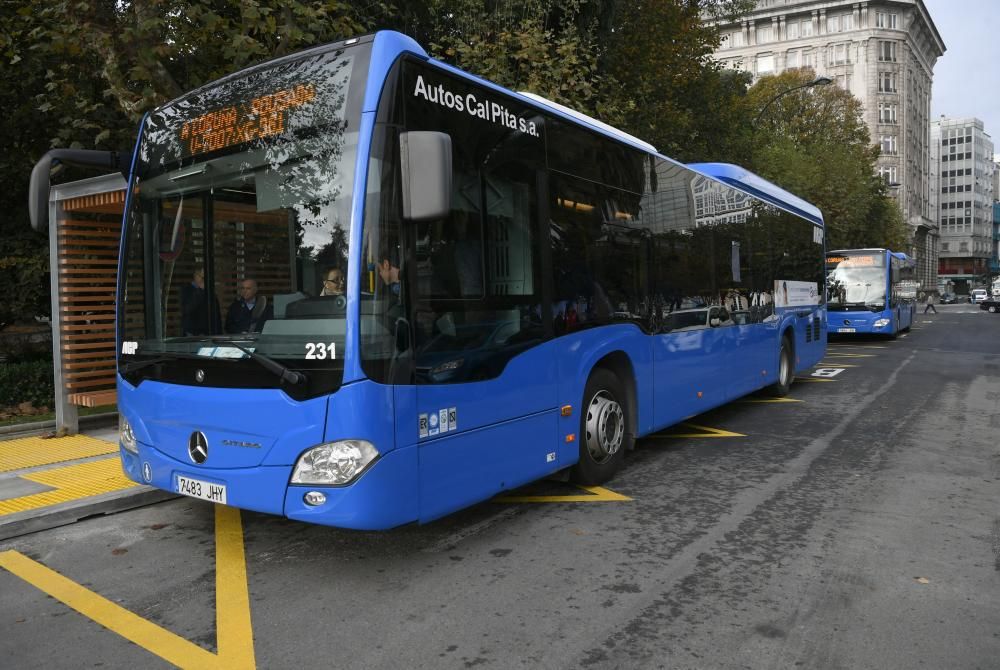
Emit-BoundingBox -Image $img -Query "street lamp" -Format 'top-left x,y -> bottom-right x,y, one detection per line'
752,75 -> 834,127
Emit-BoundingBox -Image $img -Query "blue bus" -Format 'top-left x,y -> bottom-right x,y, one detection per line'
826,249 -> 916,337
32,31 -> 826,529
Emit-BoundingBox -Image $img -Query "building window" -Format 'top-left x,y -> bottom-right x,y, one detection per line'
801,18 -> 814,37
756,54 -> 774,75
786,50 -> 800,68
878,40 -> 897,62
878,103 -> 898,124
756,25 -> 773,44
879,166 -> 898,184
941,242 -> 949,251
830,42 -> 851,65
878,71 -> 898,93
827,14 -> 853,33
880,135 -> 897,155
960,242 -> 969,252
876,12 -> 898,29
730,31 -> 745,47
786,21 -> 799,40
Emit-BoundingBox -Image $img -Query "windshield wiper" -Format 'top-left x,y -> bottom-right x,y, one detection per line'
120,356 -> 174,374
209,338 -> 307,386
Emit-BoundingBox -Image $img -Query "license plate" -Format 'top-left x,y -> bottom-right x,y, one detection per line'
837,327 -> 856,333
175,474 -> 227,504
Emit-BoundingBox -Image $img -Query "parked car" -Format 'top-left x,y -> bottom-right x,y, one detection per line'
970,289 -> 988,304
939,292 -> 958,304
979,298 -> 1000,313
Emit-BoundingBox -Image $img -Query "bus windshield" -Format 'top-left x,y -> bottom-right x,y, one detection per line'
118,41 -> 370,398
826,252 -> 887,311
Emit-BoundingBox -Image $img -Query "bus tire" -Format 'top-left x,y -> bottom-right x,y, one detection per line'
570,368 -> 630,485
768,335 -> 794,397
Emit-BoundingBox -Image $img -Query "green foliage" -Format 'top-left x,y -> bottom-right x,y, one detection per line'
0,359 -> 55,409
744,70 -> 907,251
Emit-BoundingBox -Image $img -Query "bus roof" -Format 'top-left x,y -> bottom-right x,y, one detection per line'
686,163 -> 824,227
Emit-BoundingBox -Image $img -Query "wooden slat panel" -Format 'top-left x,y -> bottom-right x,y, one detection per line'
58,258 -> 119,266
58,229 -> 120,240
63,360 -> 116,372
60,305 -> 115,314
59,323 -> 116,333
59,268 -> 119,276
60,314 -> 116,323
65,368 -> 117,380
60,286 -> 120,294
63,350 -> 116,362
59,239 -> 120,250
59,278 -> 118,286
62,341 -> 117,351
68,391 -> 118,408
65,378 -> 116,391
61,190 -> 125,213
60,295 -> 119,304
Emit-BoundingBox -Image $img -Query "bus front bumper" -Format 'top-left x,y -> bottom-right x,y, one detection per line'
120,443 -> 419,530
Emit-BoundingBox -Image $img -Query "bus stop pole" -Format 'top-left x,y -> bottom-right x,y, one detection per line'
48,191 -> 78,436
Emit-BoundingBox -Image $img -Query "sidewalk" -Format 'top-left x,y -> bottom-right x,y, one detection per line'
0,423 -> 175,541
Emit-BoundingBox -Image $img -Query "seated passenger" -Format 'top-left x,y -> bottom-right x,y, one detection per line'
321,268 -> 345,296
225,278 -> 273,333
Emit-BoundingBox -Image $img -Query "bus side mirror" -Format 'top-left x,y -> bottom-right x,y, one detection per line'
29,149 -> 130,233
399,131 -> 452,221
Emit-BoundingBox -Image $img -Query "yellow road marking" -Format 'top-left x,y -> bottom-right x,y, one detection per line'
828,344 -> 886,349
0,505 -> 256,669
817,362 -> 859,367
794,376 -> 836,382
0,435 -> 116,473
741,397 -> 803,403
0,458 -> 138,516
495,485 -> 631,503
647,423 -> 745,439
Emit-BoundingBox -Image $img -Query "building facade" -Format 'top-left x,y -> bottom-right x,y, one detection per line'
930,117 -> 994,294
710,0 -> 945,290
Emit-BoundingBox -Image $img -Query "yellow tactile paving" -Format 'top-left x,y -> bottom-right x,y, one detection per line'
0,457 -> 138,516
0,435 -> 117,473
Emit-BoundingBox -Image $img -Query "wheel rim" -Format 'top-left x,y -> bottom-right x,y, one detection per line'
585,390 -> 624,464
779,346 -> 791,386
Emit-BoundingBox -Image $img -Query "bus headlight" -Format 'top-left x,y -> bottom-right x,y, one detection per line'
873,318 -> 891,328
120,416 -> 138,454
291,440 -> 379,486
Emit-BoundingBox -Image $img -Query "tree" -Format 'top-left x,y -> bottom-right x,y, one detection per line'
743,69 -> 907,251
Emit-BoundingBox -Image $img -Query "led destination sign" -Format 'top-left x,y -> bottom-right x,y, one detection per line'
826,254 -> 878,267
179,83 -> 317,157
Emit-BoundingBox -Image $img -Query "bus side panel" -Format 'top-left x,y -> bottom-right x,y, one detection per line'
414,342 -> 559,523
790,310 -> 826,372
650,327 -> 735,430
727,322 -> 778,399
552,325 -> 654,439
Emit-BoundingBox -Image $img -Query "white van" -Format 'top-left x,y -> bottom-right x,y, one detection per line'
970,288 -> 988,303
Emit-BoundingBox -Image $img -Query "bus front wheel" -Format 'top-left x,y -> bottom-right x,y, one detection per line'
570,368 -> 630,485
769,336 -> 794,397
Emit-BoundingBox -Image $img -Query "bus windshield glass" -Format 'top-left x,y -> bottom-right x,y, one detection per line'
826,252 -> 887,311
118,42 -> 369,398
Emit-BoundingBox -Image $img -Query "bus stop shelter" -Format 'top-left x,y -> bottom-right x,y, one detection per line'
44,173 -> 126,435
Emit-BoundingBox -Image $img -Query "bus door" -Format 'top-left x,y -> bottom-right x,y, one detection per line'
411,167 -> 556,522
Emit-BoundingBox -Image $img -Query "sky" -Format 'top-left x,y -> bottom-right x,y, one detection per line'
922,0 -> 1000,146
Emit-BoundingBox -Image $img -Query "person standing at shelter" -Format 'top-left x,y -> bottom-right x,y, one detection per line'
226,278 -> 273,333
180,269 -> 219,335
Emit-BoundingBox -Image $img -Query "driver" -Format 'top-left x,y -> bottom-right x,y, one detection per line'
321,268 -> 345,296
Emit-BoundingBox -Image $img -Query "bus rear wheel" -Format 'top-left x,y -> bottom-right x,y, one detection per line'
768,336 -> 794,397
570,368 -> 630,485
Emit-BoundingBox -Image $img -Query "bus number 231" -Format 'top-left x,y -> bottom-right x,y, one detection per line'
305,342 -> 337,360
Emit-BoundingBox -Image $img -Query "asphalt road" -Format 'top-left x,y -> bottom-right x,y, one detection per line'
2,303 -> 998,669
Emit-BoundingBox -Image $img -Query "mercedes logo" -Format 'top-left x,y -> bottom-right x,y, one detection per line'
195,369 -> 206,383
188,431 -> 209,464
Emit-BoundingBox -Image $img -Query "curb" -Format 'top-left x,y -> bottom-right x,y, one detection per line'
0,412 -> 117,439
0,487 -> 179,542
